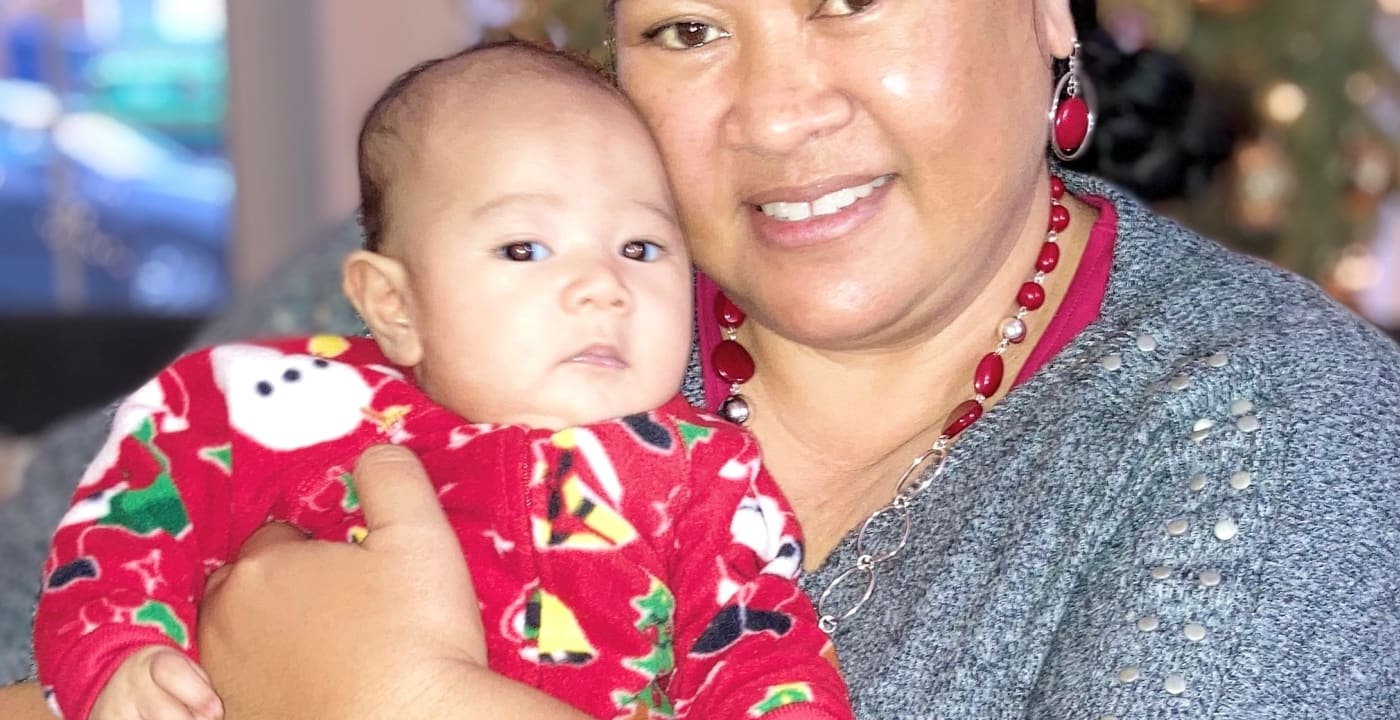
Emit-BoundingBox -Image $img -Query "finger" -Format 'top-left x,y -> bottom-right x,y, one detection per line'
135,686 -> 195,720
352,445 -> 453,543
205,522 -> 306,596
235,521 -> 307,560
149,652 -> 222,720
203,564 -> 231,597
0,683 -> 49,720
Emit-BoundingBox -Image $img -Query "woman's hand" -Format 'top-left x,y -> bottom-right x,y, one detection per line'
198,444 -> 487,718
0,681 -> 50,719
197,444 -> 590,719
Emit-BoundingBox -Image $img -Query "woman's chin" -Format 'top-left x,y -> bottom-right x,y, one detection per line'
749,289 -> 924,353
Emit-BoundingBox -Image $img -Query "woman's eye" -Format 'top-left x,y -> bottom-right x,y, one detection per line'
642,21 -> 729,50
816,0 -> 877,17
621,240 -> 665,262
497,241 -> 552,262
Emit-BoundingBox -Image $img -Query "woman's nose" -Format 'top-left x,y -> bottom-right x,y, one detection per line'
723,39 -> 853,156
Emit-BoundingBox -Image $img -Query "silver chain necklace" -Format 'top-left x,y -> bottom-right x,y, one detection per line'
814,437 -> 954,634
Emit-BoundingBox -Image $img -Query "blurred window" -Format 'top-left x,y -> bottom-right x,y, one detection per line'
0,0 -> 231,316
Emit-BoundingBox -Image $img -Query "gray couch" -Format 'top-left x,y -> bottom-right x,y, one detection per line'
0,224 -> 365,683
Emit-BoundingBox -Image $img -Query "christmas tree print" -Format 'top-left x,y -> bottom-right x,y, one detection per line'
613,578 -> 677,719
675,421 -> 714,453
198,443 -> 232,474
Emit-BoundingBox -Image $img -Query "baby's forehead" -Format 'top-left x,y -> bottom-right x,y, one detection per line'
419,49 -> 620,124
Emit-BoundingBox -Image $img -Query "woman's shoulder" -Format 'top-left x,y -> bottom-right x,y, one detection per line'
1020,203 -> 1400,545
1045,173 -> 1400,594
1082,176 -> 1400,488
1073,172 -> 1400,404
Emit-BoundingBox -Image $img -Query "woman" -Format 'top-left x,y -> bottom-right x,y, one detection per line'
4,0 -> 1396,717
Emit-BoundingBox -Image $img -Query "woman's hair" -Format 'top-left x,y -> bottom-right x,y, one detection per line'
356,38 -> 615,252
1060,0 -> 1240,201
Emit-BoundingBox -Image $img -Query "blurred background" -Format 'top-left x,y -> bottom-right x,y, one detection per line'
0,0 -> 1398,496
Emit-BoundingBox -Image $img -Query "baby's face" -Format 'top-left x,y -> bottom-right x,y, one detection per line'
389,81 -> 692,429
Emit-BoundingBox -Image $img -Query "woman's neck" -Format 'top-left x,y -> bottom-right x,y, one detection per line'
738,194 -> 1099,567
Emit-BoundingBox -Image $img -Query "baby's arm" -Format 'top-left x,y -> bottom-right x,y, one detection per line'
33,350 -> 237,720
666,430 -> 853,720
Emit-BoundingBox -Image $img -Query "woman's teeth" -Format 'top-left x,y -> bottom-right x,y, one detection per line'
759,175 -> 890,222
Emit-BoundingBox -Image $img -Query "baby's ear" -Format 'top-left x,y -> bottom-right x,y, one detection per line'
342,250 -> 423,366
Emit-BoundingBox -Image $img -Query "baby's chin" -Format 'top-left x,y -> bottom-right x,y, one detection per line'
493,404 -> 657,431
459,385 -> 678,430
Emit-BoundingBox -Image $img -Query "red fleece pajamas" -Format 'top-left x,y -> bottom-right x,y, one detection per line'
34,335 -> 851,720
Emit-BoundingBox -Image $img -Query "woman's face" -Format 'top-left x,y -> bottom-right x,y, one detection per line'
615,0 -> 1077,351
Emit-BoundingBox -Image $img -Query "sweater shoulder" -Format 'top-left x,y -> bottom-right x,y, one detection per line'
1078,178 -> 1400,424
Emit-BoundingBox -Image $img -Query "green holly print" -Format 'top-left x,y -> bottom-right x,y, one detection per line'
750,683 -> 815,716
338,472 -> 360,512
134,600 -> 189,648
99,417 -> 191,538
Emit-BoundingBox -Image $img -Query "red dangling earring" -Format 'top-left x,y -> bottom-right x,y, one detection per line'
712,292 -> 755,424
1049,39 -> 1097,162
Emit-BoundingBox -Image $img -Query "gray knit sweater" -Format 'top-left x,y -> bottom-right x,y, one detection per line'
4,174 -> 1397,717
725,174 -> 1399,719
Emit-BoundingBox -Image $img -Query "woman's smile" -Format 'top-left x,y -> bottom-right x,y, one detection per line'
745,174 -> 897,250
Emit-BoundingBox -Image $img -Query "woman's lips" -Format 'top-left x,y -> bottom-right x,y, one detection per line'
747,175 -> 895,250
753,175 -> 891,220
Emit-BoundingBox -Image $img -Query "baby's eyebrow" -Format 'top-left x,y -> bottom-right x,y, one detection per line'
470,192 -> 563,219
469,192 -> 676,227
635,199 -> 678,225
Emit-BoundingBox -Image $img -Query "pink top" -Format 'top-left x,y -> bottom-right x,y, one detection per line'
696,193 -> 1120,410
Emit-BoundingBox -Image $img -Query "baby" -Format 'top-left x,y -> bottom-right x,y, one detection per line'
34,41 -> 851,720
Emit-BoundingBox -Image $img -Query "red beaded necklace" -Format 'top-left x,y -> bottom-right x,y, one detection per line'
711,175 -> 1071,441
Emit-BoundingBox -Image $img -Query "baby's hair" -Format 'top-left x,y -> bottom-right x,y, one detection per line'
357,38 -> 622,252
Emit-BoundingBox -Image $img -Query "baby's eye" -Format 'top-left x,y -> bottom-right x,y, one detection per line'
621,240 -> 666,262
642,21 -> 729,50
497,241 -> 552,262
815,0 -> 878,17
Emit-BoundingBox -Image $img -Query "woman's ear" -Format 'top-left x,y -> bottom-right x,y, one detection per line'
342,250 -> 423,366
1036,0 -> 1079,60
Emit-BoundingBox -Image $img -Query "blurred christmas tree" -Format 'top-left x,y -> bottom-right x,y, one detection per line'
1098,0 -> 1400,328
479,0 -> 609,65
1101,0 -> 1396,272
